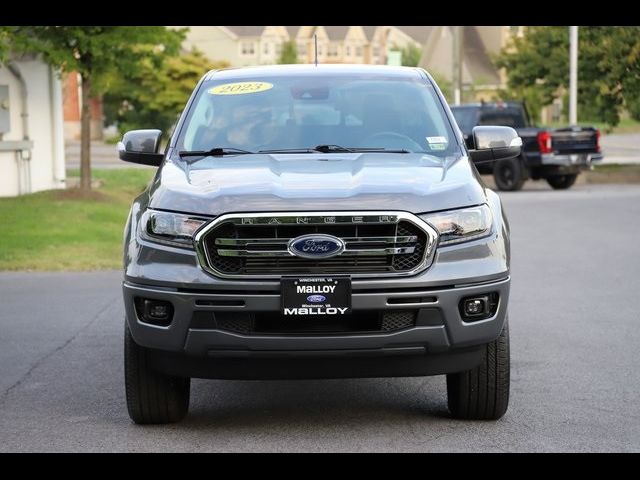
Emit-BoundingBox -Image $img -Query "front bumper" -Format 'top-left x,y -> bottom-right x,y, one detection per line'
541,152 -> 603,168
124,275 -> 509,356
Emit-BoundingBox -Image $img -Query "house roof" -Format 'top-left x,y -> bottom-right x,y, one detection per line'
361,26 -> 378,41
285,26 -> 300,38
395,26 -> 435,45
322,26 -> 351,41
223,26 -> 266,37
462,26 -> 500,85
220,26 -> 438,44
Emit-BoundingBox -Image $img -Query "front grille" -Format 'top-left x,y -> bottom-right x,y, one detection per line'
380,310 -> 416,331
197,212 -> 435,278
392,222 -> 425,271
217,315 -> 254,334
194,310 -> 417,335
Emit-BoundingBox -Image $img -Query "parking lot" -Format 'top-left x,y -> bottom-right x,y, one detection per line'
1,183 -> 639,452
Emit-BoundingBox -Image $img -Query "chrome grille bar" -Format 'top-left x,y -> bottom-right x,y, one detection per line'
217,246 -> 417,257
214,235 -> 418,246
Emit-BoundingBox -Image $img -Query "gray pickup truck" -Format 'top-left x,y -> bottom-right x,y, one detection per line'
119,65 -> 520,424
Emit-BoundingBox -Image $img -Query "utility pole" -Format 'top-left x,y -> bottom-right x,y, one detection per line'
452,26 -> 463,105
569,26 -> 578,124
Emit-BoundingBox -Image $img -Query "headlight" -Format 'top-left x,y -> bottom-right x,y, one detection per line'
139,209 -> 210,248
420,204 -> 493,246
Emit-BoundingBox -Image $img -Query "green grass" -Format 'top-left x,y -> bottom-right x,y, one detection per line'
592,163 -> 640,173
593,118 -> 640,134
586,163 -> 640,183
0,169 -> 154,271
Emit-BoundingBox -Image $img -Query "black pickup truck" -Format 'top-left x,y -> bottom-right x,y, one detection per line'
451,102 -> 603,191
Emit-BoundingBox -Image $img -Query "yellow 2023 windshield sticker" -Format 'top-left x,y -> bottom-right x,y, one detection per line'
208,82 -> 273,95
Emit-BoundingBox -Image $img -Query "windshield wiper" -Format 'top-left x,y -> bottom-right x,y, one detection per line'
178,147 -> 255,158
258,148 -> 318,154
313,144 -> 355,153
258,146 -> 356,154
348,147 -> 410,153
259,145 -> 410,154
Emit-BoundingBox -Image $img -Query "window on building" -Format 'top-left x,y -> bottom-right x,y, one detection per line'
263,43 -> 270,55
328,44 -> 338,57
241,42 -> 256,55
317,45 -> 323,56
345,45 -> 351,56
355,46 -> 363,57
373,46 -> 380,57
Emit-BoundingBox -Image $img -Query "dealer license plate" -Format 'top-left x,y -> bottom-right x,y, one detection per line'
281,277 -> 351,316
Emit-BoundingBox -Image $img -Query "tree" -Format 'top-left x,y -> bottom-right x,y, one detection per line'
430,71 -> 453,103
104,49 -> 229,135
278,40 -> 298,64
0,29 -> 10,61
399,43 -> 422,67
0,26 -> 184,190
496,26 -> 640,127
626,96 -> 640,122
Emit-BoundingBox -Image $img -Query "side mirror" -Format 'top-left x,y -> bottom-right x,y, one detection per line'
468,126 -> 522,163
117,129 -> 164,166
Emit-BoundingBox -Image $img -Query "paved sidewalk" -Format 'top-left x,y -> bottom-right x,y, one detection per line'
599,133 -> 640,164
65,141 -> 146,169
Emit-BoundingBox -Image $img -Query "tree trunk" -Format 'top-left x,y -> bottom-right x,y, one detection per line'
80,74 -> 92,191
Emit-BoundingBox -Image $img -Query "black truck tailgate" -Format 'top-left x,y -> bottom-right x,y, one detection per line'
551,127 -> 600,154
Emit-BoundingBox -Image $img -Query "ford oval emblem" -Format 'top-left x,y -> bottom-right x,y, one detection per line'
288,234 -> 345,259
307,295 -> 326,303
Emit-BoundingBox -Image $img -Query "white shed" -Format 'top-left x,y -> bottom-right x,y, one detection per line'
0,56 -> 66,197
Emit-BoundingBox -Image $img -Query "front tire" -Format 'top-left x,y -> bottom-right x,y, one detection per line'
446,322 -> 510,420
494,157 -> 526,191
124,323 -> 190,424
546,174 -> 578,190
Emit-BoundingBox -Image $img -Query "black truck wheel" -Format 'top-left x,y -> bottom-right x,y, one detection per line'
546,174 -> 578,190
493,157 -> 526,191
446,322 -> 510,420
124,323 -> 190,424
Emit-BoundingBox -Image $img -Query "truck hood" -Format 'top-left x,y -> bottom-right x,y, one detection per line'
148,152 -> 487,216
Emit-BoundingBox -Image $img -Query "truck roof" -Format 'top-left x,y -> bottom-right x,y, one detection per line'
204,64 -> 426,81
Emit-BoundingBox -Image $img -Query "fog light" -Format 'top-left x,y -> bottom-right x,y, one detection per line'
459,293 -> 499,321
135,298 -> 174,326
464,298 -> 487,316
146,301 -> 170,320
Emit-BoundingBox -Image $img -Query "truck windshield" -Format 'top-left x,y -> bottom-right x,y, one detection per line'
478,108 -> 527,129
177,72 -> 457,157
